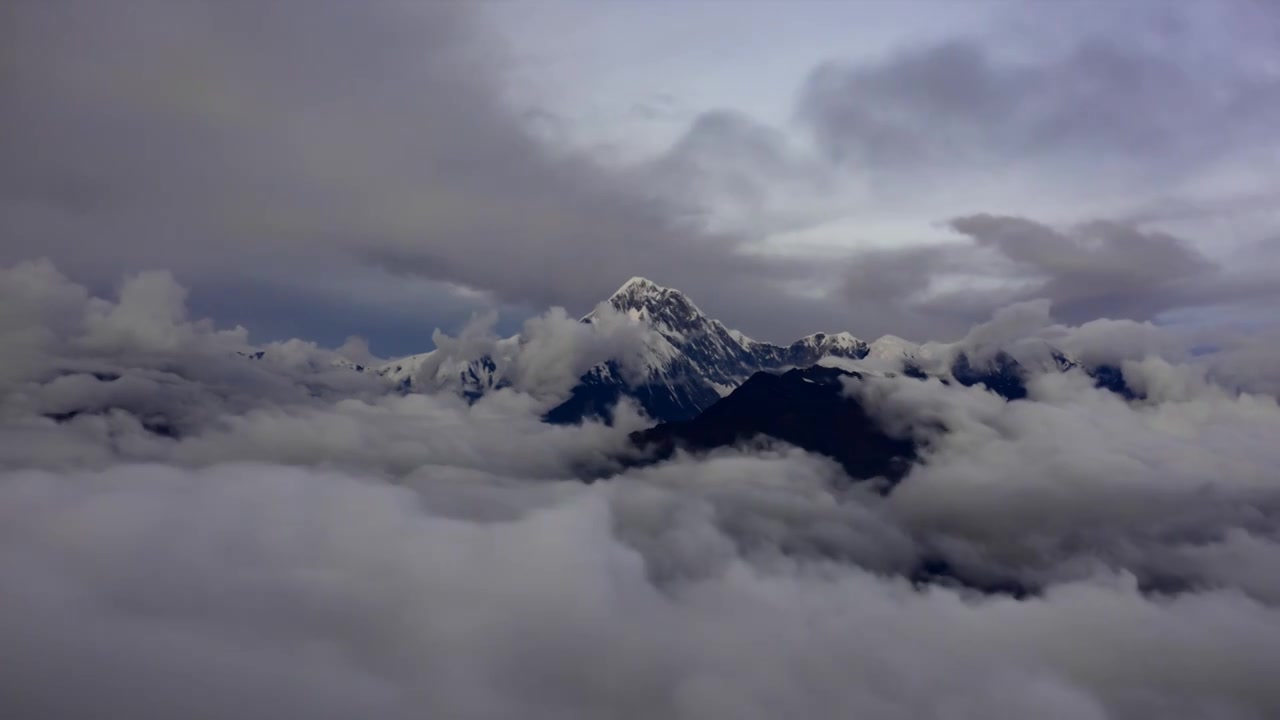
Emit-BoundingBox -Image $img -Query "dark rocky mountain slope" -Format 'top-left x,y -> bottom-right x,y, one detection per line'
628,365 -> 918,485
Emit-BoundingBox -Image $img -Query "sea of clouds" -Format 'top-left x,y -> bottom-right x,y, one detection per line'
3,260 -> 1279,720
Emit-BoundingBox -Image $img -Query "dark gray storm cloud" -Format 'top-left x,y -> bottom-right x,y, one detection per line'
644,1 -> 1280,341
797,26 -> 1280,190
5,0 -> 1279,349
647,110 -> 839,236
0,0 -> 844,348
833,214 -> 1280,340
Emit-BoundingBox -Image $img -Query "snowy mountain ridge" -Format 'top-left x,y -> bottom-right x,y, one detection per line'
546,277 -> 878,421
380,276 -> 875,421
371,276 -> 1135,421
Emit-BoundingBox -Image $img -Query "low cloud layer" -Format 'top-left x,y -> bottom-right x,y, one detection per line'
4,2 -> 1279,713
6,462 -> 1280,720
2,260 -> 1280,718
408,304 -> 658,401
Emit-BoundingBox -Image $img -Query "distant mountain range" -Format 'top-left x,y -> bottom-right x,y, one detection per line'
379,277 -> 881,421
379,276 -> 1136,424
371,276 -> 1140,483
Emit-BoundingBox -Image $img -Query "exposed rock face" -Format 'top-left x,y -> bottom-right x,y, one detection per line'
628,365 -> 917,484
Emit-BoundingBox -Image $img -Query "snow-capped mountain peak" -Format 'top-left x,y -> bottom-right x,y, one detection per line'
790,331 -> 868,356
609,276 -> 665,301
599,276 -> 710,333
382,276 -> 873,423
552,279 -> 873,422
588,277 -> 758,385
865,335 -> 921,362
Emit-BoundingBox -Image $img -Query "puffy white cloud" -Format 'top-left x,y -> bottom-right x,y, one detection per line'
1199,329 -> 1280,397
954,298 -> 1056,366
407,304 -> 655,403
3,260 -> 1280,718
849,361 -> 1280,599
2,462 -> 1279,719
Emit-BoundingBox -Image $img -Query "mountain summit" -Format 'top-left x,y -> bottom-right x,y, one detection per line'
606,276 -> 682,315
546,277 -> 870,423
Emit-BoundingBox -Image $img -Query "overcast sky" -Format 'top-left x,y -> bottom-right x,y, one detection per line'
4,0 -> 1279,355
6,7 -> 1280,715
